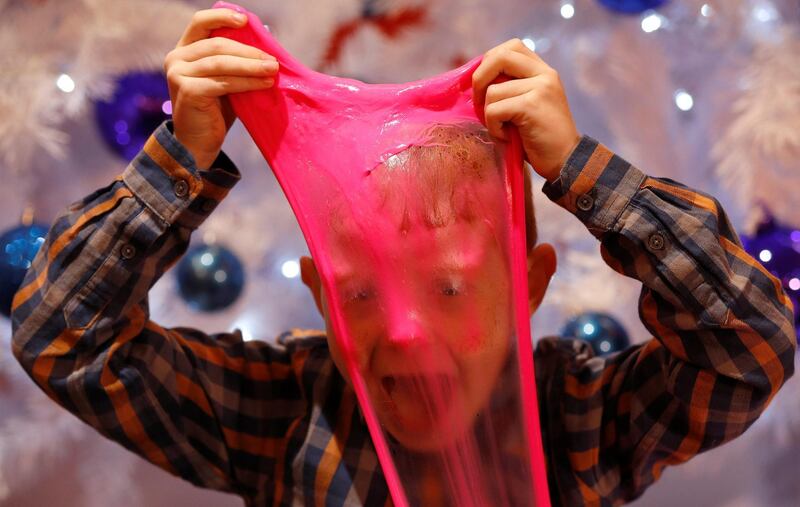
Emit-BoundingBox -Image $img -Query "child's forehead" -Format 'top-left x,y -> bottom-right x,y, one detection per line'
323,122 -> 509,271
327,209 -> 505,280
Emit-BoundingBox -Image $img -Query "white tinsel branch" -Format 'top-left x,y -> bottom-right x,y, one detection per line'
712,28 -> 800,231
0,0 -> 195,173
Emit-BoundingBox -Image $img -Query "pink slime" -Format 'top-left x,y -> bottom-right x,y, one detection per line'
211,3 -> 551,506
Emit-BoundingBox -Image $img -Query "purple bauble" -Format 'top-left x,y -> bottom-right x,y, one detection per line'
597,0 -> 669,15
742,219 -> 800,342
94,71 -> 171,161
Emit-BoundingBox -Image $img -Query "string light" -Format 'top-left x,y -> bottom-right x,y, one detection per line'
233,317 -> 256,341
56,73 -> 75,93
788,278 -> 800,291
641,12 -> 664,33
759,249 -> 772,262
674,89 -> 694,111
281,259 -> 300,278
560,2 -> 575,20
700,4 -> 713,17
522,37 -> 551,53
522,37 -> 536,51
753,2 -> 779,23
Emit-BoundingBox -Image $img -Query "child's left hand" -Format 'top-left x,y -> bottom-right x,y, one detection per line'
473,38 -> 582,182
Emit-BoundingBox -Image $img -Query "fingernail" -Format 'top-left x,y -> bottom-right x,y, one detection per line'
232,12 -> 246,23
261,61 -> 278,71
263,78 -> 275,87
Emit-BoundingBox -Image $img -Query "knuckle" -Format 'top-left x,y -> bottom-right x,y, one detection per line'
484,102 -> 498,120
544,71 -> 561,90
165,66 -> 180,84
485,84 -> 498,102
523,89 -> 539,107
485,44 -> 503,59
189,59 -> 206,76
209,37 -> 225,52
202,55 -> 222,72
214,77 -> 231,90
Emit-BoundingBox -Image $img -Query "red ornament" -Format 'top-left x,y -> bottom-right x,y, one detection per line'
322,6 -> 427,68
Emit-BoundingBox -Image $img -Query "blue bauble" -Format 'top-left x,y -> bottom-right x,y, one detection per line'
742,218 -> 800,342
0,223 -> 48,317
176,244 -> 245,312
561,312 -> 630,356
597,0 -> 669,15
94,71 -> 171,161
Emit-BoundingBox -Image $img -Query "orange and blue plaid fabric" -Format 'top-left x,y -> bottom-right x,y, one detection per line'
11,120 -> 796,506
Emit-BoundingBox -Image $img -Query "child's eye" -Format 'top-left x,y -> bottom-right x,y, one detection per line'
441,285 -> 460,297
436,278 -> 465,297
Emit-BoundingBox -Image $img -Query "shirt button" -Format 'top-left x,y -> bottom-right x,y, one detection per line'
174,179 -> 190,198
576,193 -> 594,212
201,200 -> 216,213
120,243 -> 137,260
647,232 -> 666,251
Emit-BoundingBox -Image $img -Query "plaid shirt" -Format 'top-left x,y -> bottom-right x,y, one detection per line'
11,120 -> 796,506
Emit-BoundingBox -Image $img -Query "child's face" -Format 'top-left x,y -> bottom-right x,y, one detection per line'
322,211 -> 513,451
299,125 -> 556,451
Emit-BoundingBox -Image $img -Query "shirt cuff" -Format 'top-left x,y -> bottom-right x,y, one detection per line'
121,119 -> 241,229
541,135 -> 646,238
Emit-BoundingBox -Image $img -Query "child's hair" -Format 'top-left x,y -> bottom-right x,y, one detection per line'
370,122 -> 538,250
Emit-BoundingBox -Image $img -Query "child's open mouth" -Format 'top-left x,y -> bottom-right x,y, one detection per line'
380,373 -> 458,433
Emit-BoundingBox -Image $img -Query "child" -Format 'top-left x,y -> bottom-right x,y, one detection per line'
11,7 -> 796,507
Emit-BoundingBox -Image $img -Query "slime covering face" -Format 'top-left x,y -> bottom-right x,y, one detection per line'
211,3 -> 550,506
323,124 -> 513,452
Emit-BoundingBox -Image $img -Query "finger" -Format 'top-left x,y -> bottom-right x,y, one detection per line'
473,49 -> 549,98
503,39 -> 552,75
179,55 -> 278,79
473,47 -> 551,105
498,37 -> 545,61
483,94 -> 530,141
183,75 -> 275,98
481,38 -> 548,72
176,36 -> 274,63
485,77 -> 538,106
177,8 -> 247,47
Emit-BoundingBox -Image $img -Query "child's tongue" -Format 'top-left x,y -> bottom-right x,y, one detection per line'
382,374 -> 456,430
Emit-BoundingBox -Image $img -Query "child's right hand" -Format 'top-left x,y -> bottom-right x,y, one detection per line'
164,8 -> 278,170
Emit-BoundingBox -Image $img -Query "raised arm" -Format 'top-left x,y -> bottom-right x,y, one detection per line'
10,120 -> 319,501
538,136 -> 796,505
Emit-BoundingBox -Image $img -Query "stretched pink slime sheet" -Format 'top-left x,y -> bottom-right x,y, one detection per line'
211,3 -> 551,506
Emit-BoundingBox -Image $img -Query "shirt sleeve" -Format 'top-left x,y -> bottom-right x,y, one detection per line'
538,135 -> 797,505
10,120 -> 311,499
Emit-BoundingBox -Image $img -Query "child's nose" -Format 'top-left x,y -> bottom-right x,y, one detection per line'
386,311 -> 426,348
